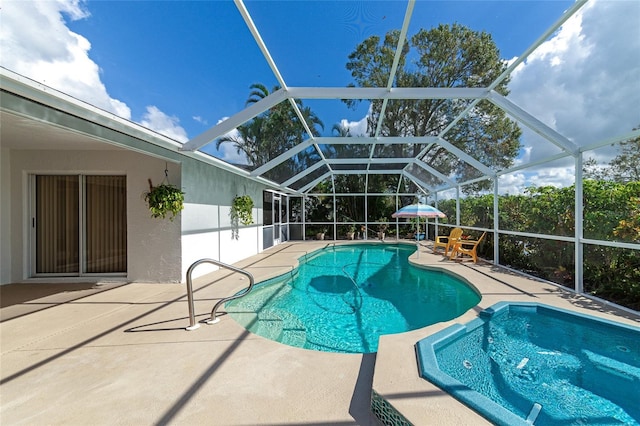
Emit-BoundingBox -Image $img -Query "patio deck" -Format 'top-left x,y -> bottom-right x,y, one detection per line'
1,241 -> 638,425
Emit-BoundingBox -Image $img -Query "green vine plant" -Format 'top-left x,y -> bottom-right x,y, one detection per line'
144,179 -> 185,221
230,195 -> 254,239
231,195 -> 254,225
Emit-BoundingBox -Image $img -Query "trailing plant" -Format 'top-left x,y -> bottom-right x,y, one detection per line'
144,179 -> 184,221
231,195 -> 254,226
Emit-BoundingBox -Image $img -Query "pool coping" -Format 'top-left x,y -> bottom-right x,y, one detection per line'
2,240 -> 638,425
372,243 -> 640,426
414,301 -> 640,426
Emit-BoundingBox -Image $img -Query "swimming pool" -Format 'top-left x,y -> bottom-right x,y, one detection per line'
226,243 -> 480,353
416,302 -> 640,425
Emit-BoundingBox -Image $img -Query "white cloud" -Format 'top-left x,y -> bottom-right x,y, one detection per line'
0,0 -> 130,118
192,116 -> 208,125
218,142 -> 250,165
526,166 -> 575,189
507,0 -> 640,187
0,0 -> 188,141
211,118 -> 250,165
497,167 -> 574,196
139,106 -> 188,143
513,146 -> 533,167
338,116 -> 368,137
498,173 -> 527,195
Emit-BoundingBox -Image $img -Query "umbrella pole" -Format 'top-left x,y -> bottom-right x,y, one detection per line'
417,217 -> 421,258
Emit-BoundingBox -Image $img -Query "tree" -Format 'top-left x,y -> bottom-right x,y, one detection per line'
609,131 -> 640,183
584,127 -> 640,183
345,24 -> 521,193
217,83 -> 324,181
437,181 -> 640,310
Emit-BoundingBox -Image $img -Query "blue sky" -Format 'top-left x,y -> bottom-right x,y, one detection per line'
2,0 -> 639,193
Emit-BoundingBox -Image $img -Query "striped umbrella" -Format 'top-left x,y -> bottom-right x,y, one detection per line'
392,203 -> 446,219
392,204 -> 446,257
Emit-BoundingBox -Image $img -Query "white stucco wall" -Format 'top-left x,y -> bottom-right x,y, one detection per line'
2,145 -> 272,285
0,147 -> 12,284
6,149 -> 183,283
180,158 -> 266,280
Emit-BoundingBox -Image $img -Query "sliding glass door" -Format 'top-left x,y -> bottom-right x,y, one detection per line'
33,175 -> 127,276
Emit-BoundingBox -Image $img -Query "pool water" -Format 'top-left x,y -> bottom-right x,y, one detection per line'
416,302 -> 640,426
226,243 -> 480,353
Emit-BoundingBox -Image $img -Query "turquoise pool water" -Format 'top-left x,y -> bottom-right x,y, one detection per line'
416,302 -> 640,426
226,243 -> 480,353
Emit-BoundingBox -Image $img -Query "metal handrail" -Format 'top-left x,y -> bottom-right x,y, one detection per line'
184,258 -> 255,331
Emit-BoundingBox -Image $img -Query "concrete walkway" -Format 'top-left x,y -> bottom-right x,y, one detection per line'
1,241 -> 638,425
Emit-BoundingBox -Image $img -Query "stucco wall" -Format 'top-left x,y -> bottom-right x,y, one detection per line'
6,149 -> 183,283
180,158 -> 265,279
2,147 -> 270,284
0,147 -> 12,284
0,74 -> 271,285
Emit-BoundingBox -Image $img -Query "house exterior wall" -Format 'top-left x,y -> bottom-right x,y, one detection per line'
0,71 -> 272,285
1,147 -> 12,284
2,147 -> 269,284
0,150 -> 265,284
5,149 -> 182,283
180,156 -> 266,280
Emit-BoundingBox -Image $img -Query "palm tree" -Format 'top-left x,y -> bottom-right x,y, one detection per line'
217,83 -> 324,179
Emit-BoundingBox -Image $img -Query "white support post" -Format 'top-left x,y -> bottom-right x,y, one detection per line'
456,186 -> 461,226
395,195 -> 399,239
575,155 -> 584,293
332,182 -> 337,241
302,194 -> 307,241
435,192 -> 439,238
493,178 -> 500,265
364,175 -> 369,239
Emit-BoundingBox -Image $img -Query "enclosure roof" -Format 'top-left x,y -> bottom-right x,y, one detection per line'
4,0 -> 639,197
176,0 -> 639,196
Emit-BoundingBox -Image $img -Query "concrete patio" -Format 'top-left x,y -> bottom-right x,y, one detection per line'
1,241 -> 638,425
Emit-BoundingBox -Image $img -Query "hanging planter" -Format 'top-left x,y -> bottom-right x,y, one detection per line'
231,195 -> 254,226
144,178 -> 184,221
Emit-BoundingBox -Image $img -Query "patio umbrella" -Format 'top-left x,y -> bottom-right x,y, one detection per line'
392,204 -> 446,257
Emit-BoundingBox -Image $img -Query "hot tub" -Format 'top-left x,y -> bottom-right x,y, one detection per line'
416,302 -> 640,425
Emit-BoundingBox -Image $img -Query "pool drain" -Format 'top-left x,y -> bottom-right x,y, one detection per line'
463,360 -> 473,369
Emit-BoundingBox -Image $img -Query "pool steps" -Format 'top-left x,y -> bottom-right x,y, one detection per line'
582,349 -> 640,382
227,308 -> 308,347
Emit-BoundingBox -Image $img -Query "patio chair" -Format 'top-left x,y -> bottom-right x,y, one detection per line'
433,227 -> 463,255
449,232 -> 487,263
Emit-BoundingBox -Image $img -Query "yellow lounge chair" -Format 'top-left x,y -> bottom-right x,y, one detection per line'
433,227 -> 463,255
449,232 -> 487,263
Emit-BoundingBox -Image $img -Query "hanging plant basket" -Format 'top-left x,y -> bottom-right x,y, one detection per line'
144,178 -> 185,221
231,195 -> 254,226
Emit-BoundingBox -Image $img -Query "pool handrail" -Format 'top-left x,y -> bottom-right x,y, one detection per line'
184,258 -> 256,331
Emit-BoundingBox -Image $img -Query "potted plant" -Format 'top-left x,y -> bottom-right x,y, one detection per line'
360,224 -> 367,240
346,225 -> 356,240
231,195 -> 254,226
316,227 -> 327,240
144,179 -> 184,221
377,217 -> 388,240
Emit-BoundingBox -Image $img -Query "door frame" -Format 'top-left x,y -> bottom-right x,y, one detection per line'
28,173 -> 128,278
